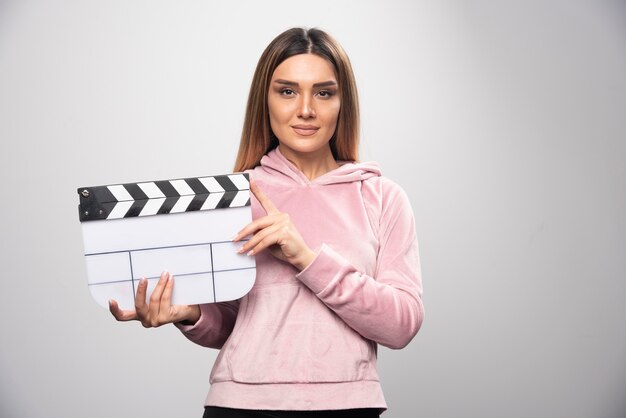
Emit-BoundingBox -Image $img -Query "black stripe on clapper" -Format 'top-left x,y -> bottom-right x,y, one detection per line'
216,191 -> 237,208
123,183 -> 148,201
187,194 -> 208,212
185,178 -> 209,212
157,197 -> 178,215
121,183 -> 149,217
214,175 -> 238,192
185,177 -> 209,195
154,180 -> 180,215
92,187 -> 117,204
125,200 -> 147,218
154,180 -> 180,198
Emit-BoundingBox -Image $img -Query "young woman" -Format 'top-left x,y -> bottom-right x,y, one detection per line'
110,27 -> 424,418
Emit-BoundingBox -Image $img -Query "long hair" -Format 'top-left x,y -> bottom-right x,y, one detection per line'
234,27 -> 360,172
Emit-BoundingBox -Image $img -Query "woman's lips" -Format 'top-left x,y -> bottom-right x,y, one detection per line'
292,126 -> 319,136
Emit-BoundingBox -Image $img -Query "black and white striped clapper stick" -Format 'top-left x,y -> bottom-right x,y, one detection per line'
77,173 -> 256,311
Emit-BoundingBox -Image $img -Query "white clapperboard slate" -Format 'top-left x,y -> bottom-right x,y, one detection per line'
77,173 -> 255,310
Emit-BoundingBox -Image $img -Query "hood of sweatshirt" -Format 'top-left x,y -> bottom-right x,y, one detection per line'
258,147 -> 382,186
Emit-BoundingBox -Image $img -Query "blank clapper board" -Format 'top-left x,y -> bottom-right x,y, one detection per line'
77,173 -> 255,310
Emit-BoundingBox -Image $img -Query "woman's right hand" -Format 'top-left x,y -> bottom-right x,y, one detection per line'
109,271 -> 200,328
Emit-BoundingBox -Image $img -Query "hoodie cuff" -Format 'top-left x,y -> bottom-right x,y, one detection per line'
173,305 -> 211,336
296,244 -> 353,295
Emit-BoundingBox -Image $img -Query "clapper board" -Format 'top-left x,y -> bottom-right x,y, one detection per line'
77,173 -> 256,310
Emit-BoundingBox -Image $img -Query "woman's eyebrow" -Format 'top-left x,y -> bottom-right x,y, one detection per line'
273,79 -> 338,88
313,80 -> 338,88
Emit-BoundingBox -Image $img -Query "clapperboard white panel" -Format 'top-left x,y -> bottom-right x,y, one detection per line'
78,173 -> 255,310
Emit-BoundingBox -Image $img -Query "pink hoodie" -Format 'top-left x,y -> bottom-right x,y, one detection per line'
176,147 -> 424,411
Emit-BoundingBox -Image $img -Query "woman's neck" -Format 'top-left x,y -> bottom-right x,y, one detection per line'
278,144 -> 339,180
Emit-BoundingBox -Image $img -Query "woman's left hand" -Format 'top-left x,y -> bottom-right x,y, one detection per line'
233,180 -> 316,271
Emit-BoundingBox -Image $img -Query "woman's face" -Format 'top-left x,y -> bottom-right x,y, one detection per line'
267,53 -> 340,158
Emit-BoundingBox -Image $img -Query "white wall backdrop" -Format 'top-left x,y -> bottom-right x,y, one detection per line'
1,1 -> 624,417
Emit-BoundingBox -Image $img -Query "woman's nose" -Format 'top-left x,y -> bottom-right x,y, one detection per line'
297,94 -> 316,119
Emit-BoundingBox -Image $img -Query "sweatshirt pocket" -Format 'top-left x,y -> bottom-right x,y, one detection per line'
221,283 -> 376,384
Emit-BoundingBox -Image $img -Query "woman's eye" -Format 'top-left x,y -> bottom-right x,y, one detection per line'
280,89 -> 295,96
317,90 -> 334,98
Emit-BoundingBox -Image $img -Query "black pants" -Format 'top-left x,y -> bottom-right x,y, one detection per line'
203,406 -> 381,418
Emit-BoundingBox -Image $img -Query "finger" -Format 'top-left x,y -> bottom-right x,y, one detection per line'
248,223 -> 290,256
148,271 -> 169,322
250,179 -> 279,215
109,299 -> 138,321
234,215 -> 280,242
159,274 -> 174,315
134,277 -> 149,312
238,222 -> 283,255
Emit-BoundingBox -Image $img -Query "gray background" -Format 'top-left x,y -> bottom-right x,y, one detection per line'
1,1 -> 625,417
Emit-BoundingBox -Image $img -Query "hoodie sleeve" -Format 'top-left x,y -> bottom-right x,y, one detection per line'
295,179 -> 424,349
174,300 -> 240,349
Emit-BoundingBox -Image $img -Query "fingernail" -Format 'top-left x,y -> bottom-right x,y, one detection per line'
140,277 -> 146,285
231,233 -> 240,241
108,300 -> 113,308
236,246 -> 245,254
247,250 -> 254,256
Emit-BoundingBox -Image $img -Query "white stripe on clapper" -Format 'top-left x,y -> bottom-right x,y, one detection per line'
137,182 -> 166,199
170,179 -> 194,196
201,192 -> 224,210
107,201 -> 133,219
229,174 -> 250,190
198,177 -> 225,193
170,195 -> 194,213
139,197 -> 166,216
107,185 -> 133,201
230,190 -> 250,207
